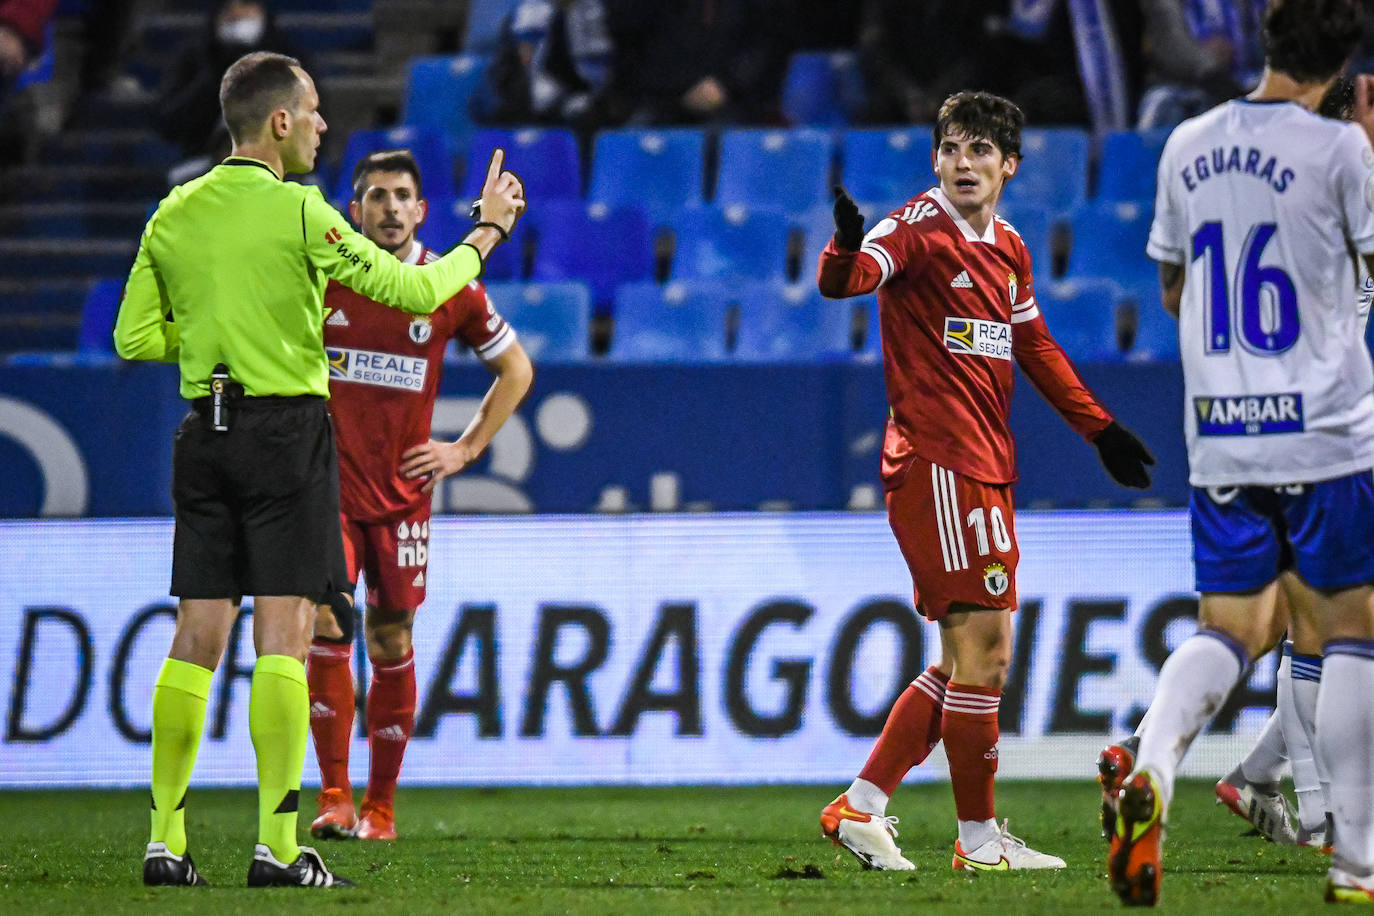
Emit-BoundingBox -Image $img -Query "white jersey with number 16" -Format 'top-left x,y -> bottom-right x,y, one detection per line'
1148,98 -> 1374,487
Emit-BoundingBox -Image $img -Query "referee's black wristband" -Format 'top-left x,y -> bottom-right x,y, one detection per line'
473,220 -> 510,242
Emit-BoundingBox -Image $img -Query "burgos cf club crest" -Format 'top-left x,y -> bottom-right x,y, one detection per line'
983,562 -> 1009,597
1007,272 -> 1018,306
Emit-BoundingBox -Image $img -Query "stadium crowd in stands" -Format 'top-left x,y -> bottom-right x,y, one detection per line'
4,0 -> 1374,363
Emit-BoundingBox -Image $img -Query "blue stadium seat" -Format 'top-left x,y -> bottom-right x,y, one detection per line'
734,280 -> 854,361
715,128 -> 832,213
840,127 -> 933,204
587,129 -> 706,223
1036,277 -> 1129,363
402,55 -> 488,148
77,279 -> 123,354
484,281 -> 591,361
530,201 -> 654,310
611,280 -> 733,361
781,51 -> 865,126
995,202 -> 1056,281
462,127 -> 581,201
1000,127 -> 1090,212
1097,128 -> 1171,203
417,197 -> 524,281
854,295 -> 882,360
1065,200 -> 1155,292
334,126 -> 456,204
1120,273 -> 1180,362
667,205 -> 790,281
463,0 -> 520,53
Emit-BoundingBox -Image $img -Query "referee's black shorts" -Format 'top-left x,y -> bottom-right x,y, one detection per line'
170,395 -> 348,600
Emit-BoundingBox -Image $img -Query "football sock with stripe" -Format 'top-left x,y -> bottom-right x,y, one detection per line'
1284,644 -> 1329,829
365,649 -> 416,808
306,640 -> 356,795
1135,629 -> 1247,808
1316,641 -> 1374,874
856,666 -> 950,807
149,657 -> 213,857
943,682 -> 1000,834
251,654 -> 309,864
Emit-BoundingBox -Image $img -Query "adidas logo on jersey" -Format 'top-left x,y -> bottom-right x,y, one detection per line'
309,702 -> 334,719
326,309 -> 349,327
412,570 -> 425,587
950,270 -> 973,289
373,725 -> 407,742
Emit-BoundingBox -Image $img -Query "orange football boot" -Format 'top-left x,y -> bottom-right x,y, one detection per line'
356,799 -> 398,841
310,787 -> 357,840
1108,771 -> 1165,907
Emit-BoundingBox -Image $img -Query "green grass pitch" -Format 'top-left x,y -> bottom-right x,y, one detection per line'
0,780 -> 1335,913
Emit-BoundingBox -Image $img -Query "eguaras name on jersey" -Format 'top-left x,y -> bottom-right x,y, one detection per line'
1180,146 -> 1295,194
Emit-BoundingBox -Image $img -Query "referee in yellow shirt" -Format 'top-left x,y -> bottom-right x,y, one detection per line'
113,50 -> 526,888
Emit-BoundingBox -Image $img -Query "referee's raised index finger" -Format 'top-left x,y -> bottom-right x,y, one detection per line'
484,148 -> 505,190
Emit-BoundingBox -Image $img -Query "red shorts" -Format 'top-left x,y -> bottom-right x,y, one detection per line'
340,506 -> 431,612
886,459 -> 1019,621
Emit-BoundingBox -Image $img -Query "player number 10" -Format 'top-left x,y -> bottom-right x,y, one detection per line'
1192,221 -> 1299,356
966,506 -> 1012,557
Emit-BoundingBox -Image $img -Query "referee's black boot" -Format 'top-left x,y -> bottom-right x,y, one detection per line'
143,842 -> 209,886
247,843 -> 354,888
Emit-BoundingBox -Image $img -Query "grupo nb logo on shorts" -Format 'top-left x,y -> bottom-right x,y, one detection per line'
395,519 -> 429,568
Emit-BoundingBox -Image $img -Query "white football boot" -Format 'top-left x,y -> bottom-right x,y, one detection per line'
952,820 -> 1066,871
820,794 -> 915,870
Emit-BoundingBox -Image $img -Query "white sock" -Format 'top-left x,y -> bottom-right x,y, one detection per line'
1316,644 -> 1374,875
845,777 -> 889,816
1282,646 -> 1327,830
957,817 -> 999,851
1135,630 -> 1246,808
1238,709 -> 1286,789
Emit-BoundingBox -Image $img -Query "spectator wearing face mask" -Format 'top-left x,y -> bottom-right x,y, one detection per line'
156,0 -> 304,171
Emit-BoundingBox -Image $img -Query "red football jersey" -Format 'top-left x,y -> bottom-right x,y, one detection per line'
324,244 -> 516,521
819,186 -> 1111,486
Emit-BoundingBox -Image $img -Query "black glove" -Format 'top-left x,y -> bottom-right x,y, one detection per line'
1092,420 -> 1156,489
832,184 -> 865,251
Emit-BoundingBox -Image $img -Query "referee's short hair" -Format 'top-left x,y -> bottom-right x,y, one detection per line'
351,149 -> 424,201
220,50 -> 305,144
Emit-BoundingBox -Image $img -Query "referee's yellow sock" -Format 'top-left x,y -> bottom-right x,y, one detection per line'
250,654 -> 309,864
150,658 -> 213,857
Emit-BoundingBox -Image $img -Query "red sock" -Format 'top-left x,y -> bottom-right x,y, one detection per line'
365,650 -> 416,808
307,640 -> 355,794
942,682 -> 1000,822
858,666 -> 950,794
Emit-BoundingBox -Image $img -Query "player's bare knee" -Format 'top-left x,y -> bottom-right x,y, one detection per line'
365,606 -> 414,661
314,603 -> 343,641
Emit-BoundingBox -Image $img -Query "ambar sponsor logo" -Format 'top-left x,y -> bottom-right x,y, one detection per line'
1194,393 -> 1303,436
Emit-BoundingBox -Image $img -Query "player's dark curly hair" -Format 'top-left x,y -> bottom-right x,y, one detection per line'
1262,0 -> 1363,84
933,91 -> 1025,160
352,149 -> 425,201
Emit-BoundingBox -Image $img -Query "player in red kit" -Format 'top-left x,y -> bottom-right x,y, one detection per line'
306,149 -> 534,841
815,91 -> 1155,871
